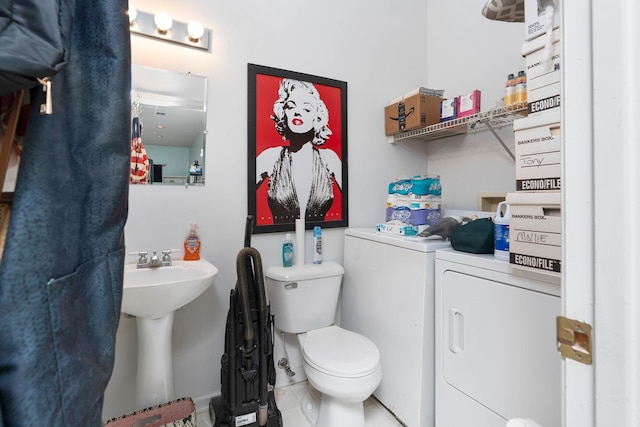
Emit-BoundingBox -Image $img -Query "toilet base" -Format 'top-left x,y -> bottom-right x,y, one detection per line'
300,385 -> 321,426
301,385 -> 366,427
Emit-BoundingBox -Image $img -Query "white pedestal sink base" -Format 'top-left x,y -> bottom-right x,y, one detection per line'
135,312 -> 175,410
122,259 -> 218,410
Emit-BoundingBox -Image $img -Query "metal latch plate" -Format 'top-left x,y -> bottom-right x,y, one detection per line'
556,316 -> 593,365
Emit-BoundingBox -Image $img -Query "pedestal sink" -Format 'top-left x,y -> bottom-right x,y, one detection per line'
122,259 -> 218,410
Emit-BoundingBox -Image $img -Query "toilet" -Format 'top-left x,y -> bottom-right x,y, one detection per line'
264,262 -> 382,427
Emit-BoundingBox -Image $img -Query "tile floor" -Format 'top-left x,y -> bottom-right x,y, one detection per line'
196,380 -> 404,427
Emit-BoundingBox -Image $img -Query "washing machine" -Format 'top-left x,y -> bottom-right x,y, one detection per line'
435,248 -> 561,427
341,228 -> 452,427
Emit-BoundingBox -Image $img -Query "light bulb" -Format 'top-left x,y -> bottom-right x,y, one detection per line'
187,21 -> 205,42
154,11 -> 173,33
128,4 -> 137,25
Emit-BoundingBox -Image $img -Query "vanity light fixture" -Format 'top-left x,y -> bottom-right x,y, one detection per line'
128,4 -> 211,51
187,21 -> 205,42
154,12 -> 173,34
128,4 -> 137,26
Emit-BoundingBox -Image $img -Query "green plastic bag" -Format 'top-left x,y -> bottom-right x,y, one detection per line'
450,217 -> 495,254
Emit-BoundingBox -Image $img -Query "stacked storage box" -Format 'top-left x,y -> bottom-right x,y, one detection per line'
507,2 -> 562,278
513,110 -> 561,193
506,191 -> 561,277
524,0 -> 560,42
378,175 -> 442,236
522,29 -> 561,116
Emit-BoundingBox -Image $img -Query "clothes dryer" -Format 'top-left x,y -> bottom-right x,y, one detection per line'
435,248 -> 561,427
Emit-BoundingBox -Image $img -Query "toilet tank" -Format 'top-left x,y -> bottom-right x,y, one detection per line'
265,262 -> 344,334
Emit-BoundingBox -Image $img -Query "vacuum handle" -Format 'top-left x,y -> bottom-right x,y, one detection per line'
244,215 -> 254,248
236,247 -> 266,348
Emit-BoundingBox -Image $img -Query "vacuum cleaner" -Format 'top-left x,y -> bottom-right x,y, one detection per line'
209,216 -> 283,427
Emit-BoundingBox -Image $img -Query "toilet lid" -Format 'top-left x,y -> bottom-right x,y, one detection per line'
303,326 -> 380,378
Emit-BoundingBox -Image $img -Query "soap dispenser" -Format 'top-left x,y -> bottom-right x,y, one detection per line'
184,223 -> 201,261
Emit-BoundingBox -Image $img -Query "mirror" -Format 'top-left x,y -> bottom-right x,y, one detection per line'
131,64 -> 207,185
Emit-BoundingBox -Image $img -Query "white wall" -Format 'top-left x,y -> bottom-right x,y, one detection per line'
145,145 -> 190,177
104,0 -> 525,419
425,0 -> 526,210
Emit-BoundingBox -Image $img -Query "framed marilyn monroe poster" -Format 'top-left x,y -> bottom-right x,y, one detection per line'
248,63 -> 348,234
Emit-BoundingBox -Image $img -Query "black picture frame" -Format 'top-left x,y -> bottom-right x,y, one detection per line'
248,63 -> 348,234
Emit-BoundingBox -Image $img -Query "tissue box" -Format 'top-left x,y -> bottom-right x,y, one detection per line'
525,0 -> 560,41
506,192 -> 562,277
376,222 -> 419,236
522,29 -> 561,116
513,111 -> 561,191
457,90 -> 481,118
384,94 -> 444,136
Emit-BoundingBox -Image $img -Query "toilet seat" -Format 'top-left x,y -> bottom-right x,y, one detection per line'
303,326 -> 380,378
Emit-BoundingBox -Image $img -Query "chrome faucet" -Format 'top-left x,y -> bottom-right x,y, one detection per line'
136,250 -> 174,268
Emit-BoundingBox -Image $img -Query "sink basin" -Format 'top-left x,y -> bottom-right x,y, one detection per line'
122,259 -> 218,319
121,258 -> 218,410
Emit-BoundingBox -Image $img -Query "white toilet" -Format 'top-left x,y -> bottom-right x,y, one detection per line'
265,261 -> 382,427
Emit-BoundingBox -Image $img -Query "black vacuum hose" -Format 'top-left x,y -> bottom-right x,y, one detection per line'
235,246 -> 269,425
251,253 -> 269,425
236,248 -> 257,351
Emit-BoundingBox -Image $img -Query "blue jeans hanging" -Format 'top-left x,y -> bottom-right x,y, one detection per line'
0,0 -> 131,425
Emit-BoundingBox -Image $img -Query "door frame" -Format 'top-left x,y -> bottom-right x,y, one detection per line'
563,1 -> 640,425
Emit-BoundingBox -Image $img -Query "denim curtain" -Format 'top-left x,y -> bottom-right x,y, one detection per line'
0,0 -> 130,425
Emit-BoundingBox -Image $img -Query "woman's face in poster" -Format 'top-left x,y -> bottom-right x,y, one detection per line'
284,88 -> 316,135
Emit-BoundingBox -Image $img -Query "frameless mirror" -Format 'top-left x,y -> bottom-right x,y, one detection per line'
131,64 -> 207,185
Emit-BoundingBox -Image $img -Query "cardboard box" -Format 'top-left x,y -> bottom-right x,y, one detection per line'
506,192 -> 562,278
457,90 -> 481,118
477,192 -> 507,212
522,29 -> 561,116
440,97 -> 459,122
384,94 -> 444,136
528,84 -> 560,116
525,0 -> 560,41
513,111 -> 561,192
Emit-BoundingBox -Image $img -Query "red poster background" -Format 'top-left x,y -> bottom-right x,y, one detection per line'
254,74 -> 344,226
